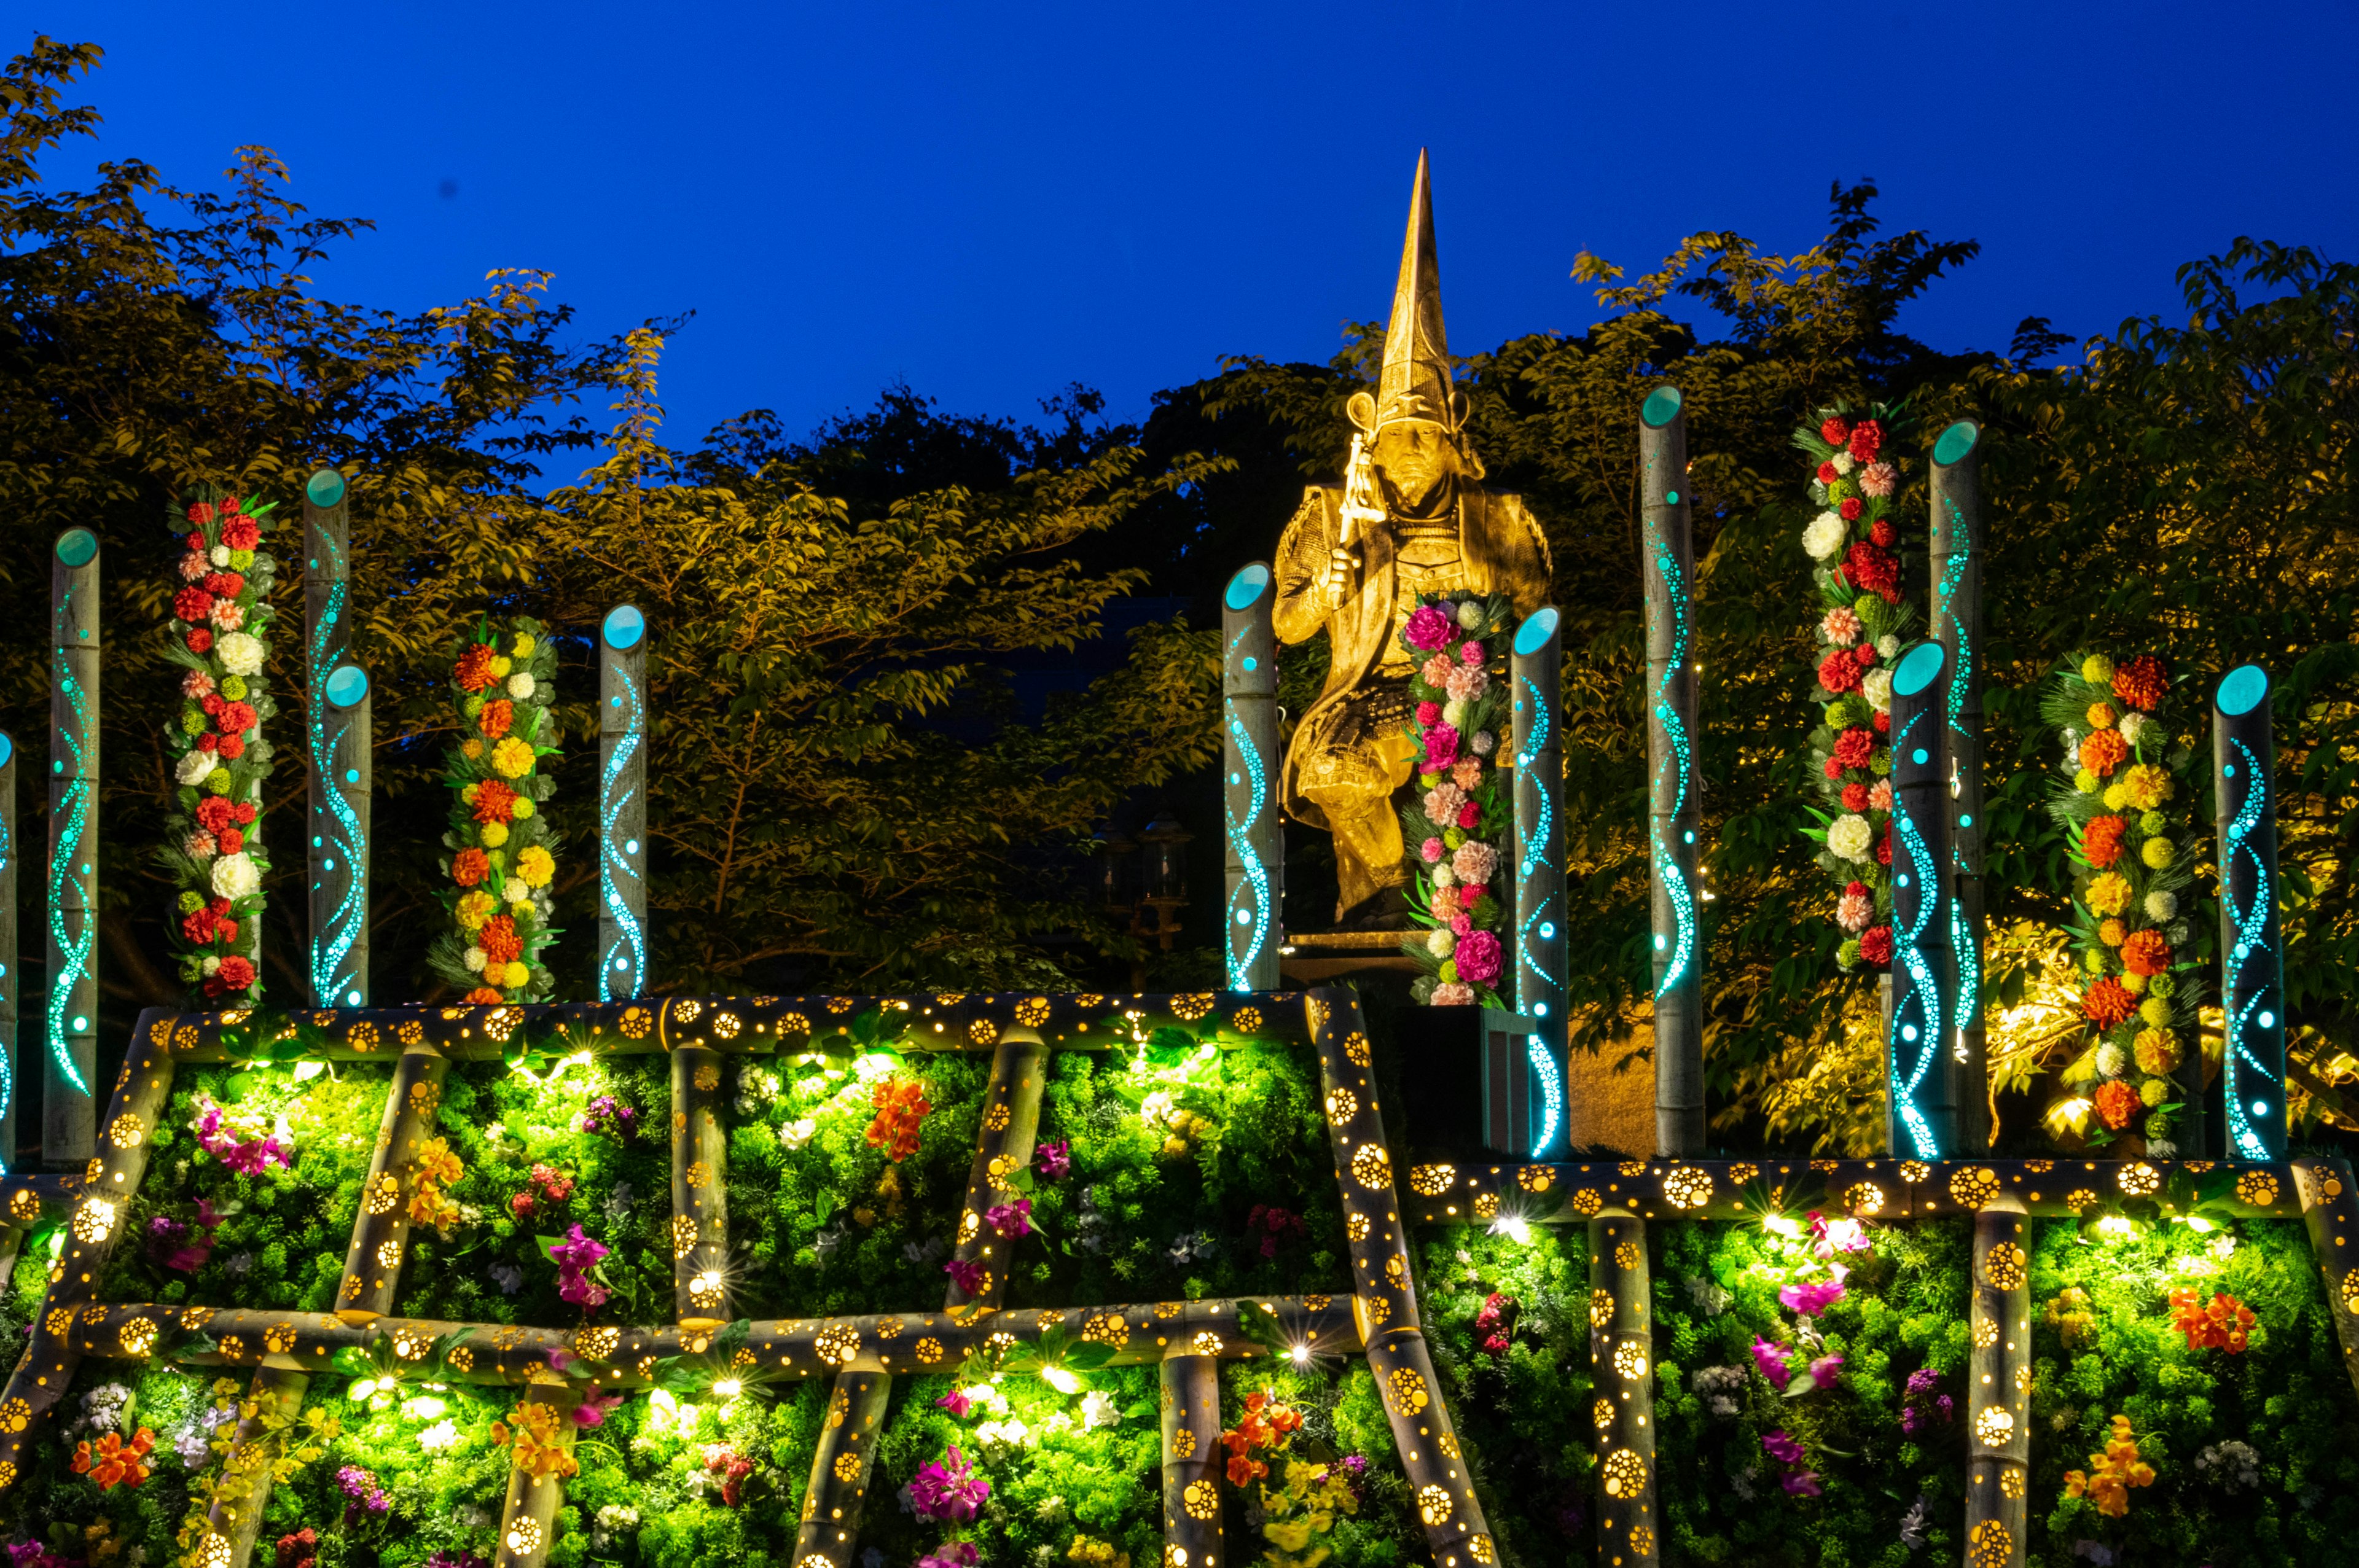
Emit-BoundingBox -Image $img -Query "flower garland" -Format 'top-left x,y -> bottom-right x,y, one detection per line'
2040,651 -> 2201,1152
160,490 -> 279,1002
1792,406 -> 1917,971
429,618 -> 560,1004
1395,592 -> 1514,1007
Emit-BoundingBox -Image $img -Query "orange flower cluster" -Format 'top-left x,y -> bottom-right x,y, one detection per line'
409,1135 -> 465,1232
455,642 -> 499,693
71,1427 -> 155,1490
2079,727 -> 2129,776
2112,654 -> 2167,712
478,697 -> 514,739
453,847 -> 490,887
2082,977 -> 2137,1028
2170,1287 -> 2256,1353
479,915 -> 523,967
2064,1414 -> 2154,1517
2081,814 -> 2128,869
865,1078 -> 931,1163
466,777 -> 520,824
1220,1389 -> 1304,1487
2121,929 -> 2172,977
491,1400 -> 580,1479
2093,1080 -> 2143,1131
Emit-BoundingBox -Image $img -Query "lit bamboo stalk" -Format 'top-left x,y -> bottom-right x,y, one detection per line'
1638,388 -> 1703,1157
2214,664 -> 2286,1161
1965,1193 -> 2030,1568
598,606 -> 649,1000
335,1040 -> 448,1321
791,1370 -> 891,1568
1162,1351 -> 1224,1568
1509,607 -> 1565,1155
673,1045 -> 730,1325
1929,421 -> 1988,1149
189,1367 -> 311,1568
1589,1206 -> 1657,1567
308,662 -> 371,1008
1887,642 -> 1956,1157
47,526 -> 101,1165
1221,564 -> 1280,991
1305,986 -> 1496,1568
492,1385 -> 578,1568
0,730 -> 16,1170
2294,1158 -> 2359,1400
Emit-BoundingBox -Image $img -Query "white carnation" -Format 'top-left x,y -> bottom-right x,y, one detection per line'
1471,730 -> 1496,756
209,852 -> 260,901
502,876 -> 530,903
1802,512 -> 1848,561
1826,814 -> 1874,862
1430,861 -> 1456,890
176,749 -> 216,786
2119,712 -> 2148,749
201,956 -> 221,977
2145,890 -> 2178,922
780,1118 -> 817,1150
463,946 -> 487,973
1427,927 -> 1456,959
214,631 -> 265,677
1831,451 -> 1856,476
507,671 -> 535,700
1861,668 -> 1894,714
209,545 -> 230,568
1442,699 -> 1466,728
1876,634 -> 1899,660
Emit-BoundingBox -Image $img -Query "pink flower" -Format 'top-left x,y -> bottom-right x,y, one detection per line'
986,1198 -> 1033,1239
181,669 -> 216,699
1836,892 -> 1872,932
1807,1352 -> 1845,1389
1451,841 -> 1497,886
1778,1274 -> 1847,1317
1781,1470 -> 1823,1497
1405,604 -> 1455,652
1420,837 -> 1445,865
917,1547 -> 980,1568
944,1258 -> 987,1297
1428,886 -> 1462,922
1860,460 -> 1896,498
1033,1139 -> 1070,1182
1867,779 -> 1893,812
1450,913 -> 1473,937
1423,783 -> 1466,827
1809,1214 -> 1870,1256
1415,701 -> 1442,727
1459,639 -> 1485,666
1430,982 -> 1474,1006
551,1224 -> 611,1308
935,1388 -> 972,1418
1444,664 -> 1487,704
571,1389 -> 624,1427
910,1446 -> 991,1524
1420,655 -> 1454,689
1750,1336 -> 1793,1391
1456,800 -> 1480,830
1422,724 -> 1460,771
1761,1429 -> 1806,1465
1455,929 -> 1503,986
209,598 -> 245,631
178,552 -> 209,582
1450,757 -> 1483,790
1820,606 -> 1861,646
184,831 -> 218,860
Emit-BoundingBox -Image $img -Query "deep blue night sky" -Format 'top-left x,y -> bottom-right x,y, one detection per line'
28,1 -> 2359,462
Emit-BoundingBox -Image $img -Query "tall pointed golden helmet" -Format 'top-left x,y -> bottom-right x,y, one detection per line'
1349,150 -> 1465,435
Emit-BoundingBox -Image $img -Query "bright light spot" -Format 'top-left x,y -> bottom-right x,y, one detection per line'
348,1379 -> 379,1402
2180,1215 -> 2217,1234
853,1053 -> 898,1082
2097,1215 -> 2140,1241
1762,1214 -> 1802,1239
418,1419 -> 460,1451
1289,1344 -> 1312,1366
1041,1367 -> 1081,1395
292,1061 -> 326,1082
403,1395 -> 448,1419
1490,1216 -> 1532,1245
712,1378 -> 743,1399
346,990 -> 362,1005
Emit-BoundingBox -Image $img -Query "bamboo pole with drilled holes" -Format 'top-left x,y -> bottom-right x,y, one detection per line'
1930,422 -> 1989,1150
2294,1159 -> 2359,1400
673,1043 -> 730,1325
491,1384 -> 579,1568
1965,1193 -> 2030,1568
189,1368 -> 312,1568
1637,391 -> 1703,1157
1590,1206 -> 1658,1567
47,526 -> 101,1166
1162,1350 -> 1225,1568
337,1042 -> 449,1322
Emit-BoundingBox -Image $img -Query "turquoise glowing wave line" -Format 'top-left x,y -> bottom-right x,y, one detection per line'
1223,696 -> 1271,992
1646,521 -> 1696,999
1936,498 -> 1973,735
1888,708 -> 1941,1158
47,622 -> 93,1097
0,798 -> 11,1171
308,533 -> 364,1005
600,664 -> 648,1002
2222,737 -> 2277,1160
1514,674 -> 1553,881
1949,897 -> 1980,1032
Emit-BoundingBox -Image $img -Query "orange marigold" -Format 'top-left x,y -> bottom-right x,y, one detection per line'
469,777 -> 520,825
2121,929 -> 2172,977
455,642 -> 499,693
464,986 -> 506,1005
478,698 -> 515,739
2112,653 -> 2168,712
2081,815 -> 2129,869
452,847 -> 490,887
2093,1079 -> 2142,1130
479,915 -> 523,967
2083,977 -> 2137,1028
2170,1287 -> 2256,1352
2079,727 -> 2129,777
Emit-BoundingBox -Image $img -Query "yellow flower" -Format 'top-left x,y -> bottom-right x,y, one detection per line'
510,901 -> 534,923
2084,946 -> 2105,974
480,820 -> 510,849
2135,1028 -> 2180,1074
490,655 -> 513,679
461,739 -> 485,761
501,961 -> 530,989
2081,654 -> 2115,685
2121,970 -> 2146,994
512,633 -> 537,658
2140,997 -> 2172,1028
2142,837 -> 2175,869
517,844 -> 555,888
457,891 -> 495,932
2099,918 -> 2127,947
2140,1078 -> 2167,1107
2085,701 -> 2117,730
2075,769 -> 2100,795
511,796 -> 534,820
491,736 -> 533,778
2102,783 -> 2130,811
2086,873 -> 2132,917
2124,763 -> 2173,810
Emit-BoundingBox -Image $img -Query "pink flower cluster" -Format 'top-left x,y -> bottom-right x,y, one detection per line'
1761,1429 -> 1823,1496
910,1445 -> 990,1524
985,1198 -> 1032,1239
550,1223 -> 610,1308
194,1098 -> 290,1176
1473,1291 -> 1516,1359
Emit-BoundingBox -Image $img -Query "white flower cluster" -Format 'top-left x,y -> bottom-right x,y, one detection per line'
1827,813 -> 1874,862
1692,1363 -> 1743,1419
1803,511 -> 1848,561
2195,1439 -> 2261,1492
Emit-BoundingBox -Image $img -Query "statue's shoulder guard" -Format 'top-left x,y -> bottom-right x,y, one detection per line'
1473,488 -> 1554,604
1272,486 -> 1342,644
1276,485 -> 1341,555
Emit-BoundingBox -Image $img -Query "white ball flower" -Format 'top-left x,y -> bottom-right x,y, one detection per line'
2146,890 -> 2178,922
2119,712 -> 2149,749
2095,1043 -> 2126,1078
209,545 -> 231,568
1826,814 -> 1874,862
507,671 -> 535,701
1876,634 -> 1900,660
463,946 -> 487,973
201,955 -> 222,977
1471,730 -> 1496,756
1861,668 -> 1894,714
1831,451 -> 1856,477
1427,927 -> 1456,959
502,876 -> 530,903
1802,512 -> 1848,561
1442,699 -> 1466,728
1430,861 -> 1457,889
1455,599 -> 1484,630
176,749 -> 216,786
209,852 -> 260,901
214,631 -> 265,678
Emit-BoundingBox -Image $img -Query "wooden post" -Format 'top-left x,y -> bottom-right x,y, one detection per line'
309,663 -> 370,1007
598,606 -> 649,1000
1930,420 -> 1988,1149
335,1040 -> 448,1321
1638,388 -> 1704,1156
1221,565 -> 1280,992
1510,607 -> 1565,1155
1887,641 -> 1957,1158
1590,1206 -> 1658,1567
2294,1158 -> 2359,1400
46,526 -> 100,1166
2214,664 -> 2286,1161
1162,1351 -> 1225,1568
1965,1193 -> 2030,1568
190,1368 -> 312,1568
1307,986 -> 1497,1568
673,1043 -> 730,1325
0,731 -> 16,1171
493,1385 -> 579,1568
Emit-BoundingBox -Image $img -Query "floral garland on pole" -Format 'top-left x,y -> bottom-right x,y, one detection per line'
429,618 -> 560,1004
160,490 -> 279,1002
2040,650 -> 2201,1152
1394,593 -> 1514,1007
1793,405 -> 1917,972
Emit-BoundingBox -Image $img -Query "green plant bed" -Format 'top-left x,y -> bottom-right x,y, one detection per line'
93,1062 -> 393,1312
391,1056 -> 674,1327
0,1354 -> 219,1561
268,1373 -> 511,1567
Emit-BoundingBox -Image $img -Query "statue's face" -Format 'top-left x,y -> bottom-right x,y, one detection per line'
1372,423 -> 1457,511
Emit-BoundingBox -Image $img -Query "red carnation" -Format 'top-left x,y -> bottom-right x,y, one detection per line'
196,796 -> 235,835
1457,800 -> 1481,830
1870,518 -> 1895,547
217,827 -> 243,856
206,955 -> 256,997
202,572 -> 244,599
216,734 -> 245,761
1820,416 -> 1850,446
1845,881 -> 1869,899
2082,977 -> 2137,1028
217,701 -> 258,735
201,693 -> 225,717
233,800 -> 256,825
1839,496 -> 1863,521
185,627 -> 213,654
1842,540 -> 1900,603
1876,832 -> 1893,866
1872,709 -> 1890,733
1823,756 -> 1844,780
1858,925 -> 1893,964
1855,643 -> 1878,667
1817,650 -> 1865,695
1833,727 -> 1874,770
186,502 -> 217,526
185,531 -> 207,552
1841,782 -> 1869,811
179,908 -> 220,946
1817,461 -> 1838,485
479,915 -> 524,967
197,733 -> 219,754
217,494 -> 243,515
1848,420 -> 1883,462
173,587 -> 214,625
222,516 -> 260,551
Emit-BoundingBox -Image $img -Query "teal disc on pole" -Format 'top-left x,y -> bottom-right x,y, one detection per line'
603,605 -> 646,650
305,469 -> 346,507
1224,563 -> 1272,612
1513,606 -> 1560,657
326,663 -> 370,709
1895,640 -> 1947,696
55,528 -> 97,567
0,731 -> 12,768
2217,663 -> 2269,716
1933,420 -> 1981,466
1640,386 -> 1683,427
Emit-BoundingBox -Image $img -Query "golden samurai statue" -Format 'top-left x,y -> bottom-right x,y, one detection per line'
1274,152 -> 1552,926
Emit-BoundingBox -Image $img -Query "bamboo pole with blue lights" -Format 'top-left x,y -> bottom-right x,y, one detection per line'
304,469 -> 370,1009
2214,663 -> 2285,1160
1930,420 -> 1988,1148
599,606 -> 649,1001
1221,564 -> 1280,991
1887,641 -> 1957,1158
47,526 -> 100,1166
1511,606 -> 1565,1155
1640,386 -> 1704,1155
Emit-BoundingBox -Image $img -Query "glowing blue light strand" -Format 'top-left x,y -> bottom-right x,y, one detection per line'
0,789 -> 12,1173
1514,673 -> 1552,881
1936,497 -> 1973,736
1949,896 -> 1979,1034
1887,707 -> 1942,1159
47,634 -> 93,1096
1645,522 -> 1697,1000
599,663 -> 648,1001
1223,705 -> 1272,993
307,529 -> 360,1004
2221,736 -> 2278,1160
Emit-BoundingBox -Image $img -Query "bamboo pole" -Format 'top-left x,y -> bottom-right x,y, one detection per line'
2215,665 -> 2287,1161
1221,564 -> 1280,992
1965,1193 -> 2030,1568
492,1385 -> 579,1568
1887,642 -> 1957,1158
1930,421 -> 1988,1150
1162,1351 -> 1224,1568
792,1369 -> 891,1568
46,526 -> 101,1165
335,1042 -> 448,1321
0,730 -> 16,1170
1510,607 -> 1565,1156
309,663 -> 371,1007
1638,388 -> 1703,1156
673,1045 -> 731,1325
1305,986 -> 1496,1568
189,1368 -> 312,1568
1589,1204 -> 1657,1567
598,606 -> 649,1000
2294,1158 -> 2359,1401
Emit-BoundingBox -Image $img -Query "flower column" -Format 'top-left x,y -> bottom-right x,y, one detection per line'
2214,665 -> 2287,1160
1589,1204 -> 1658,1567
47,526 -> 101,1165
1222,564 -> 1280,992
1639,388 -> 1704,1157
1965,1192 -> 2030,1568
1930,421 -> 1988,1149
1162,1347 -> 1225,1568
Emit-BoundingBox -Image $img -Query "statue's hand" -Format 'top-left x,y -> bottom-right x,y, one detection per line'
1324,547 -> 1359,607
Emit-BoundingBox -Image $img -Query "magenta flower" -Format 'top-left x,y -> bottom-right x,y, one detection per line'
572,1389 -> 624,1427
1807,1353 -> 1845,1390
552,1224 -> 611,1308
910,1445 -> 991,1524
1750,1336 -> 1793,1391
1454,929 -> 1503,986
1422,723 -> 1460,771
935,1387 -> 972,1418
1033,1140 -> 1071,1183
944,1258 -> 987,1298
1781,1469 -> 1823,1497
1420,836 -> 1445,864
917,1548 -> 979,1568
1458,639 -> 1485,665
1779,1276 -> 1847,1317
985,1198 -> 1032,1239
1415,701 -> 1442,727
1761,1429 -> 1806,1466
1405,605 -> 1455,652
